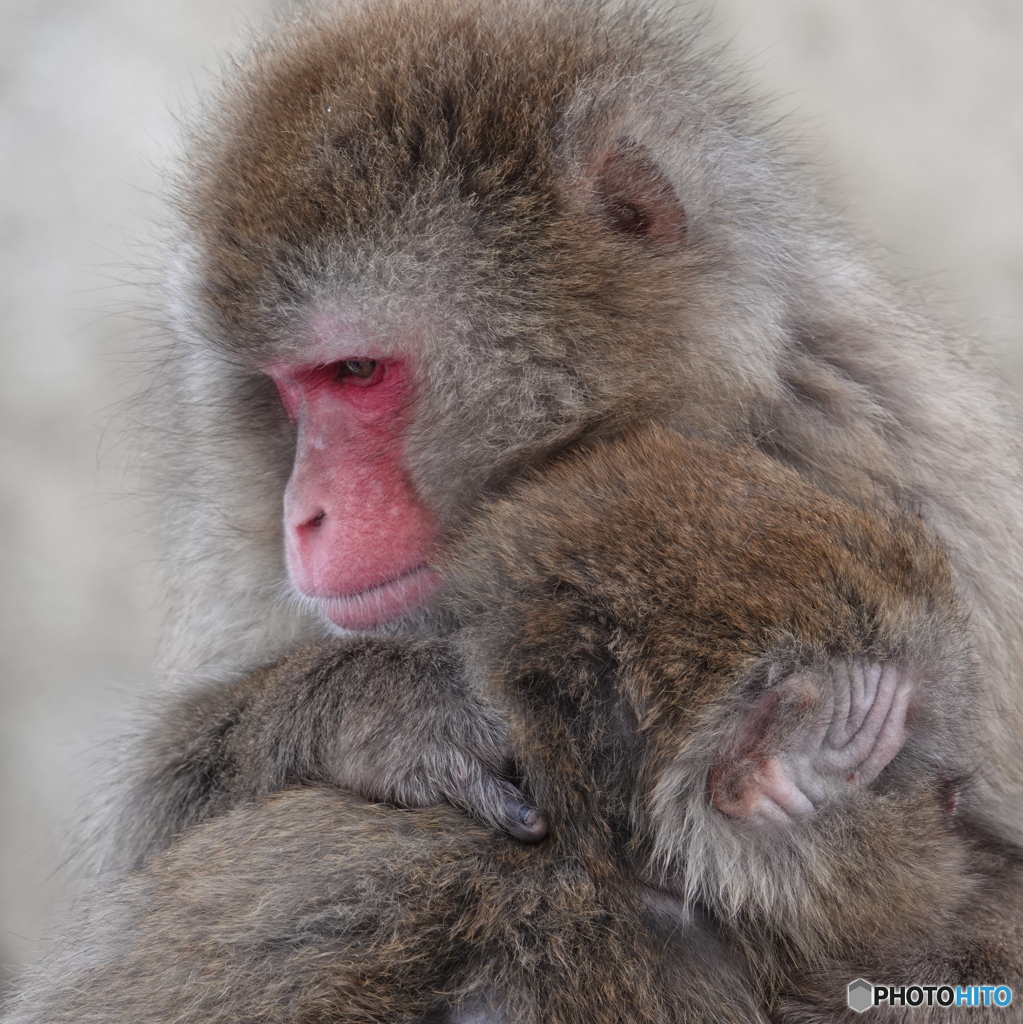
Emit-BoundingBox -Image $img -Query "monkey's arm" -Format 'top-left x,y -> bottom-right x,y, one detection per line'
116,635 -> 544,870
6,790 -> 770,1024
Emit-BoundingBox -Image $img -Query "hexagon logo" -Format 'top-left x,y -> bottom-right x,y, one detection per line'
847,979 -> 874,1013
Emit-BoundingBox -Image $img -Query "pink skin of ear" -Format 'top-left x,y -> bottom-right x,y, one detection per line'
266,357 -> 442,630
591,147 -> 687,244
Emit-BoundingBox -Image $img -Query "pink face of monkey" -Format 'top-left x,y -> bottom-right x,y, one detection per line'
267,350 -> 441,630
261,147 -> 688,631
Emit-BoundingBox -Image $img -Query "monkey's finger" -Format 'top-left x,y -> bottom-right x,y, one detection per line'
445,771 -> 548,842
839,662 -> 901,764
488,777 -> 549,842
854,678 -> 913,787
847,661 -> 884,738
501,791 -> 550,843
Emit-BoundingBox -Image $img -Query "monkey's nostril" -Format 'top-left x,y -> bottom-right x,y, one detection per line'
307,511 -> 326,529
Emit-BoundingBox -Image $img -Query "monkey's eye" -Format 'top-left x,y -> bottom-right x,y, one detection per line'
334,359 -> 378,381
325,358 -> 386,392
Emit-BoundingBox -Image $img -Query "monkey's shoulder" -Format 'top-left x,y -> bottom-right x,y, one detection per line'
453,425 -> 957,643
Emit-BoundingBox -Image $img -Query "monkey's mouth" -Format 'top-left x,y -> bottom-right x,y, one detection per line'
315,565 -> 441,630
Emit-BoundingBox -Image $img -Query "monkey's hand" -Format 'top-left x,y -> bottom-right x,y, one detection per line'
115,636 -> 546,870
708,661 -> 914,825
305,636 -> 548,842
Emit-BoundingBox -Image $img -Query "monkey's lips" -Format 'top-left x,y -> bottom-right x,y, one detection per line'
314,565 -> 442,629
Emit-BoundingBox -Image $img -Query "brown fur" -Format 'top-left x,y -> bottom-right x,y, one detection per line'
159,0 -> 1023,844
449,428 -> 1012,985
8,428 -> 1021,1022
12,0 -> 1023,1018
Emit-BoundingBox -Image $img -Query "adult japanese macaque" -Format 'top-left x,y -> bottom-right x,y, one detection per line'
7,428 -> 1021,1023
139,0 -> 1023,854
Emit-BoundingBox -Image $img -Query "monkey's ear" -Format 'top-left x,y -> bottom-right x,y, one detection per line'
708,661 -> 915,825
591,147 -> 687,244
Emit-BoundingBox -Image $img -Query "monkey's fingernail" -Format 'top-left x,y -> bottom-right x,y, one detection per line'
507,798 -> 540,823
505,799 -> 548,841
504,798 -> 528,822
518,805 -> 539,827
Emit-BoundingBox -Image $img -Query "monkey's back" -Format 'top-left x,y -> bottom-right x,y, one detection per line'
450,424 -> 968,844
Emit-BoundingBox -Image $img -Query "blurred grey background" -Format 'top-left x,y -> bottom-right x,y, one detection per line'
1,0 -> 1021,996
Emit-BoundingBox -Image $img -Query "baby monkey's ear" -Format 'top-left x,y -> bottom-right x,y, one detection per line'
708,662 -> 916,825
